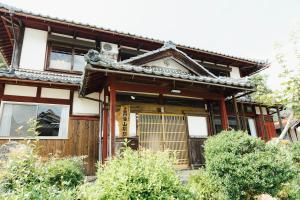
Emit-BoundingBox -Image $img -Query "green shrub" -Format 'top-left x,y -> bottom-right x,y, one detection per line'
44,157 -> 84,189
291,141 -> 300,165
78,148 -> 194,200
277,141 -> 300,199
188,169 -> 229,200
0,148 -> 42,192
0,142 -> 83,199
277,174 -> 300,200
204,130 -> 296,199
0,185 -> 76,200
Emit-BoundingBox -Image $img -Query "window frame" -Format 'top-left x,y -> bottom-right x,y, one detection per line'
46,41 -> 88,74
0,101 -> 70,140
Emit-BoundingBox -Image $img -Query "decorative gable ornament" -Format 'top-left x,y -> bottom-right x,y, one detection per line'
121,41 -> 218,78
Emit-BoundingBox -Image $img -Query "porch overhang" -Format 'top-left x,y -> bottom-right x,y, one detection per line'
80,66 -> 254,100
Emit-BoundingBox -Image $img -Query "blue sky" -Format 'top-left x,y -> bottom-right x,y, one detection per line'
2,0 -> 300,88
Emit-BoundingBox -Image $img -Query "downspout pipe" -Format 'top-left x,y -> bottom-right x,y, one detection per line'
98,101 -> 103,163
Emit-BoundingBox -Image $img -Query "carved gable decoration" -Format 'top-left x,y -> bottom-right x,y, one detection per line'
143,57 -> 192,76
121,41 -> 217,78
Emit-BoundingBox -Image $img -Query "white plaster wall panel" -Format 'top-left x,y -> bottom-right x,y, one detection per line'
72,92 -> 99,115
255,106 -> 260,115
19,28 -> 48,71
41,88 -> 70,99
230,67 -> 241,78
255,106 -> 268,115
4,84 -> 37,97
262,107 -> 268,115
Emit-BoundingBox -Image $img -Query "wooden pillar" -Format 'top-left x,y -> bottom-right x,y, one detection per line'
232,96 -> 241,130
109,83 -> 116,156
220,97 -> 229,130
241,103 -> 247,130
259,105 -> 268,140
209,101 -> 216,134
12,24 -> 24,68
102,87 -> 108,161
276,106 -> 283,131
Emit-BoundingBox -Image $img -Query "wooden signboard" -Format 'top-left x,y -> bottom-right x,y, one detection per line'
119,105 -> 130,137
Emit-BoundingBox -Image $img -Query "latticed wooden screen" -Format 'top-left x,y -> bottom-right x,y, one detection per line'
138,113 -> 189,165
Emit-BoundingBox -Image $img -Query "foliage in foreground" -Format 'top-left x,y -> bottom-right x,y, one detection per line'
78,148 -> 194,200
190,130 -> 296,200
277,141 -> 300,199
188,169 -> 229,200
0,142 -> 84,200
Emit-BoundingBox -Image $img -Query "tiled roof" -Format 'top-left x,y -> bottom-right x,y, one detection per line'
0,2 -> 268,66
0,68 -> 81,84
85,49 -> 253,90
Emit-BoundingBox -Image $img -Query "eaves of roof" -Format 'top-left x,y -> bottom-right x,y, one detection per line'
84,50 -> 254,91
0,2 -> 268,68
0,68 -> 81,85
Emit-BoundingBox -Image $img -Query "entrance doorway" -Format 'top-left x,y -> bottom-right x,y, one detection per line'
138,113 -> 189,165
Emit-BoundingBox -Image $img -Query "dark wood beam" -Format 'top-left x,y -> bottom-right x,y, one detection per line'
109,77 -> 116,156
233,96 -> 241,130
220,97 -> 229,130
259,105 -> 268,140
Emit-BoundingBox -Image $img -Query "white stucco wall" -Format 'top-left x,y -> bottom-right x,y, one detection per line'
230,66 -> 241,78
4,84 -> 37,97
72,92 -> 99,115
41,88 -> 70,99
19,28 -> 48,71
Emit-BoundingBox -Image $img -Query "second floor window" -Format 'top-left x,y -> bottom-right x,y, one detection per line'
47,43 -> 87,73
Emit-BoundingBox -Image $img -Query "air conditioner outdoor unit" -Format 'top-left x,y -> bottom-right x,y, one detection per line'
100,42 -> 118,60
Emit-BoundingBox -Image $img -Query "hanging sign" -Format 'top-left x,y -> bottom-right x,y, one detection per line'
119,105 -> 130,137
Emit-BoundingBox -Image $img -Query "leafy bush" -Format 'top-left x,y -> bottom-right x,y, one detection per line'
0,141 -> 83,200
291,141 -> 300,165
78,148 -> 194,199
0,147 -> 41,192
45,157 -> 84,189
277,174 -> 300,200
277,141 -> 300,199
0,185 -> 76,200
203,130 -> 296,199
188,169 -> 229,200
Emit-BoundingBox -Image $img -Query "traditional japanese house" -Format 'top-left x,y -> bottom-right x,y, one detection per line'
0,3 -> 281,174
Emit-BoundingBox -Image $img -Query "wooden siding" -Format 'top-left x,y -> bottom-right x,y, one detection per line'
0,117 -> 99,175
256,115 -> 275,141
188,138 -> 206,168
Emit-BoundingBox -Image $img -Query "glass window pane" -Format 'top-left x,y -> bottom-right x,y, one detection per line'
246,105 -> 253,113
228,116 -> 237,130
37,105 -> 63,137
49,46 -> 72,70
0,103 -> 69,138
213,116 -> 222,134
247,118 -> 257,137
226,102 -> 235,114
0,104 -> 37,137
212,101 -> 220,113
73,49 -> 87,71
